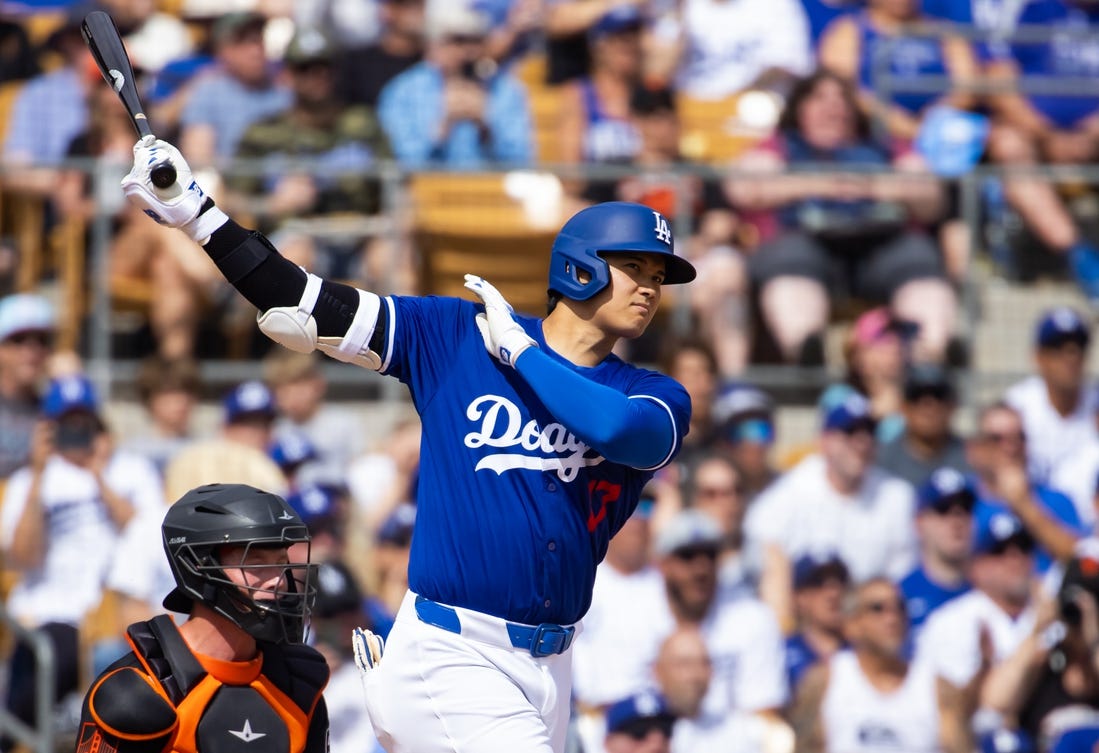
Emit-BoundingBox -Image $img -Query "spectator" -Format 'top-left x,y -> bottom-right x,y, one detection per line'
689,453 -> 753,597
377,3 -> 533,166
264,349 -> 365,485
662,337 -> 721,468
711,382 -> 778,501
984,0 -> 1099,303
269,429 -> 321,487
1,9 -> 90,198
916,509 -> 1038,732
898,468 -> 975,636
337,0 -> 426,108
0,18 -> 38,85
346,415 -> 421,535
839,308 -> 915,442
287,483 -> 353,565
726,71 -> 955,365
877,363 -> 971,487
0,293 -> 55,479
543,0 -> 645,85
603,690 -> 678,753
800,0 -> 859,52
818,0 -> 979,142
572,489 -> 665,705
1005,307 -> 1098,497
310,559 -> 383,753
178,12 -> 292,168
559,6 -> 643,174
478,0 -> 543,68
655,510 -> 789,723
791,579 -> 958,753
121,354 -> 202,475
980,546 -> 1099,753
0,375 -> 164,748
227,26 -> 391,244
572,491 -> 668,751
362,501 -> 417,640
162,379 -> 288,501
969,402 -> 1086,574
673,0 -> 813,101
1052,437 -> 1099,538
746,391 -> 917,630
785,554 -> 851,698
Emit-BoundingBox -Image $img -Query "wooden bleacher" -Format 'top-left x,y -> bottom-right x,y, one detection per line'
408,172 -> 566,315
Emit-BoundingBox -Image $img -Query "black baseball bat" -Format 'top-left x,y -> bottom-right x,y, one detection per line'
81,11 -> 176,189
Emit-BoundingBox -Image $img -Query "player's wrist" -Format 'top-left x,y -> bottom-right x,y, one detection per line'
182,199 -> 228,245
499,328 -> 536,367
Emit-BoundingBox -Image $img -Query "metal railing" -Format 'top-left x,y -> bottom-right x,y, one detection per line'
0,603 -> 55,753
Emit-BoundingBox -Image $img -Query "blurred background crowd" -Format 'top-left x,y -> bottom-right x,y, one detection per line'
4,0 -> 1099,752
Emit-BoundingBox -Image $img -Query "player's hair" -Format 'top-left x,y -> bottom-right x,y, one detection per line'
134,355 -> 202,404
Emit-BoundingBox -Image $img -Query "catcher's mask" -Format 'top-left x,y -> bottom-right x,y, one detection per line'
162,483 -> 317,644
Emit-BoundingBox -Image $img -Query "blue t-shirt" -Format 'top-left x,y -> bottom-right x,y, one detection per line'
898,564 -> 970,634
1007,0 -> 1099,128
857,12 -> 950,115
802,0 -> 859,51
377,295 -> 690,625
785,633 -> 823,694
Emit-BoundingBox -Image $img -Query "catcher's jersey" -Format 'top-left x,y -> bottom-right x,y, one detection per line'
377,295 -> 690,626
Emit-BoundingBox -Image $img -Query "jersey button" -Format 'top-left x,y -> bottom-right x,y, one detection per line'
544,600 -> 551,608
548,542 -> 556,551
546,482 -> 557,492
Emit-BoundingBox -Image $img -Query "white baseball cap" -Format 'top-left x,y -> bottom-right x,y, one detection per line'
0,293 -> 55,343
425,3 -> 490,40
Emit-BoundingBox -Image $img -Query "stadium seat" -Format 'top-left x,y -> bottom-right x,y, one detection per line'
677,92 -> 769,165
408,172 -> 565,315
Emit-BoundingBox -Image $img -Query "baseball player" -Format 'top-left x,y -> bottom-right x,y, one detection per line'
121,136 -> 696,753
75,483 -> 329,753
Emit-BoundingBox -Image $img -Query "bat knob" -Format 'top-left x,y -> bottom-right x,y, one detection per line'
150,162 -> 177,189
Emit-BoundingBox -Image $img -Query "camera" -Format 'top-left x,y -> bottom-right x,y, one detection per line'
54,412 -> 100,452
1058,551 -> 1099,627
459,57 -> 496,83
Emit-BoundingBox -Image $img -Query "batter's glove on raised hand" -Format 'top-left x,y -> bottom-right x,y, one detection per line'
464,274 -> 538,368
121,135 -> 228,245
352,626 -> 384,672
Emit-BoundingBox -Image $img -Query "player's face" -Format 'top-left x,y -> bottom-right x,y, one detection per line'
219,544 -> 295,603
588,253 -> 666,339
848,582 -> 908,657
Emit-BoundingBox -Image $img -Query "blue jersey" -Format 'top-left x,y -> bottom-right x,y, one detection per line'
377,295 -> 690,625
857,13 -> 950,115
898,564 -> 970,634
1008,0 -> 1099,129
801,0 -> 858,51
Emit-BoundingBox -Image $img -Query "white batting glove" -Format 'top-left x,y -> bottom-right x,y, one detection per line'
121,136 -> 228,244
463,274 -> 537,368
352,626 -> 384,671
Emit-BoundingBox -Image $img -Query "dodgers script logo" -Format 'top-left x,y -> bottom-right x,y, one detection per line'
463,395 -> 605,482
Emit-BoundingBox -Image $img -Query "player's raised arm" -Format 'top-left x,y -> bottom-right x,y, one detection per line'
121,138 -> 386,370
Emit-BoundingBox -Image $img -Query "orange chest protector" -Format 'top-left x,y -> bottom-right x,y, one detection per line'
126,616 -> 327,753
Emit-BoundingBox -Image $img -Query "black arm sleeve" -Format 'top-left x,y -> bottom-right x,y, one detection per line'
203,218 -> 387,351
305,697 -> 330,753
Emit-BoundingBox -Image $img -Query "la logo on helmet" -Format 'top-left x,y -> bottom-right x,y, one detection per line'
652,211 -> 671,245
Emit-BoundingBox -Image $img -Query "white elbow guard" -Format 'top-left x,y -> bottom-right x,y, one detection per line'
257,274 -> 384,370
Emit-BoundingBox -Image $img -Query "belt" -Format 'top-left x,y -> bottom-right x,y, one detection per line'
413,595 -> 576,658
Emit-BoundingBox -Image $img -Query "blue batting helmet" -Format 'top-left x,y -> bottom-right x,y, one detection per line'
548,202 -> 697,301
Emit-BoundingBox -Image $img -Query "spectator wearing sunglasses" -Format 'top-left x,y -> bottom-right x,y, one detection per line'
689,454 -> 753,599
711,382 -> 779,502
898,468 -> 975,637
792,579 -> 955,753
746,391 -> 917,631
1005,308 -> 1098,497
654,510 -> 789,730
877,364 -> 971,488
0,294 -> 56,479
968,402 -> 1086,575
603,690 -> 677,753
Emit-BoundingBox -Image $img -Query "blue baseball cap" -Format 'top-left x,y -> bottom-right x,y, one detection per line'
973,508 -> 1035,556
821,390 -> 875,433
286,483 -> 344,533
42,375 -> 99,418
605,690 -> 676,736
1035,307 -> 1090,349
713,382 -> 775,444
793,553 -> 850,590
223,380 -> 277,424
917,467 -> 976,513
0,293 -> 55,343
590,5 -> 643,38
377,502 -> 417,546
269,431 -> 318,470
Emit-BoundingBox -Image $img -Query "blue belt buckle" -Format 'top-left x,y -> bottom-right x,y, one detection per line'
528,623 -> 575,657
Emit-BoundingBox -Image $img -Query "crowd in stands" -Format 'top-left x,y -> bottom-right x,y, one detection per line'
5,0 -> 1099,752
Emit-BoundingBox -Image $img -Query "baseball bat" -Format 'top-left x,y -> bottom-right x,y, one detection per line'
80,11 -> 176,189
